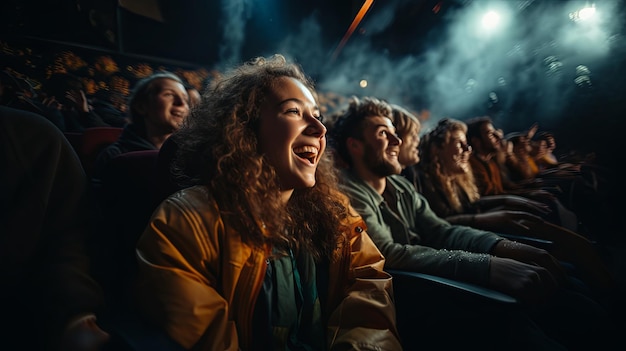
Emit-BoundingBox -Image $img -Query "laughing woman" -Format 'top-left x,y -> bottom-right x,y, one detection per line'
133,55 -> 402,351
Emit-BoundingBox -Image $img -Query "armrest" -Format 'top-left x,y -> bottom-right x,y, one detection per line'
386,269 -> 517,304
386,269 -> 520,350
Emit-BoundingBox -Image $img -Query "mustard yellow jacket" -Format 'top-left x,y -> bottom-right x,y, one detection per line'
135,186 -> 402,351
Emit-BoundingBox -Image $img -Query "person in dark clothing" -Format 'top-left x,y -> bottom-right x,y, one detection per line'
0,105 -> 110,350
91,71 -> 189,182
88,71 -> 190,315
40,73 -> 112,133
0,70 -> 53,125
90,90 -> 129,128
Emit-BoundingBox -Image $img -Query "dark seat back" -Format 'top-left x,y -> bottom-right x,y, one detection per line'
92,150 -> 159,310
91,149 -> 189,351
80,127 -> 123,176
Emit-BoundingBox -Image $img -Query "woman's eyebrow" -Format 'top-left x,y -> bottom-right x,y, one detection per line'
278,98 -> 320,111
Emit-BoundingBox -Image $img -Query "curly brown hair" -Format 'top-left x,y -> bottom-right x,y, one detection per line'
171,54 -> 349,260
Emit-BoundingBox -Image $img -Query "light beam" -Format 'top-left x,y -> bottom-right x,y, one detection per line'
331,0 -> 375,61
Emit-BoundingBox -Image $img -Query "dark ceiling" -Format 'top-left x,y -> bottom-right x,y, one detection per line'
1,0 -> 364,66
0,1 -> 469,67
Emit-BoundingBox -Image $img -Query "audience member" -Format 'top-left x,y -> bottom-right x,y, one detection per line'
91,71 -> 189,182
416,118 -> 614,295
0,105 -> 110,350
133,55 -> 402,350
532,131 -> 589,173
41,73 -> 111,132
88,71 -> 189,310
506,130 -> 591,199
504,132 -> 541,182
465,116 -> 579,231
328,96 -> 618,350
390,103 -> 422,190
467,116 -> 544,197
392,113 -> 577,259
0,70 -> 53,123
533,132 -> 560,170
395,114 -> 549,218
90,90 -> 129,128
530,130 -> 617,241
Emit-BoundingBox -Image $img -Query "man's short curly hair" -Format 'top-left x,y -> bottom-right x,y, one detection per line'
328,96 -> 392,167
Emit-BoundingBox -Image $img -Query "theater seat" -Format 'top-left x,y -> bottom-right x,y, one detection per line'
63,131 -> 83,154
152,136 -> 184,206
92,150 -> 160,306
91,149 -> 186,351
80,127 -> 123,176
387,269 -> 521,350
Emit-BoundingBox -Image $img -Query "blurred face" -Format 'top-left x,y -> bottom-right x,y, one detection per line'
257,77 -> 326,191
512,136 -> 531,155
398,123 -> 421,167
353,116 -> 402,177
145,78 -> 190,133
479,122 -> 500,153
441,129 -> 472,174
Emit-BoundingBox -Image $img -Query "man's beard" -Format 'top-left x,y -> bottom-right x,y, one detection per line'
364,143 -> 402,177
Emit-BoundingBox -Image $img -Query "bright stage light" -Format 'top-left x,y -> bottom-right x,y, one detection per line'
359,79 -> 368,88
475,7 -> 511,37
482,11 -> 501,30
569,4 -> 597,23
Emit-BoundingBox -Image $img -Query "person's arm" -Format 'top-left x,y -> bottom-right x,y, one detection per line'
488,255 -> 559,304
339,176 -> 499,286
66,89 -> 110,128
135,191 -> 240,350
342,177 -> 562,305
526,122 -> 539,139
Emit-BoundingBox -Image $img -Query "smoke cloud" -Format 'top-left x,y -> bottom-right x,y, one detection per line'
216,0 -> 625,133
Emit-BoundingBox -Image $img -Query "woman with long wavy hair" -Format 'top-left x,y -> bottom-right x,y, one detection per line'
133,54 -> 401,350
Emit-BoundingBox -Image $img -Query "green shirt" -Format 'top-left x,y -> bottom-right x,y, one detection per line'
339,169 -> 503,286
254,248 -> 325,350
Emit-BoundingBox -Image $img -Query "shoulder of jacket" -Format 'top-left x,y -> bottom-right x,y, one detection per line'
388,174 -> 414,190
166,186 -> 218,212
